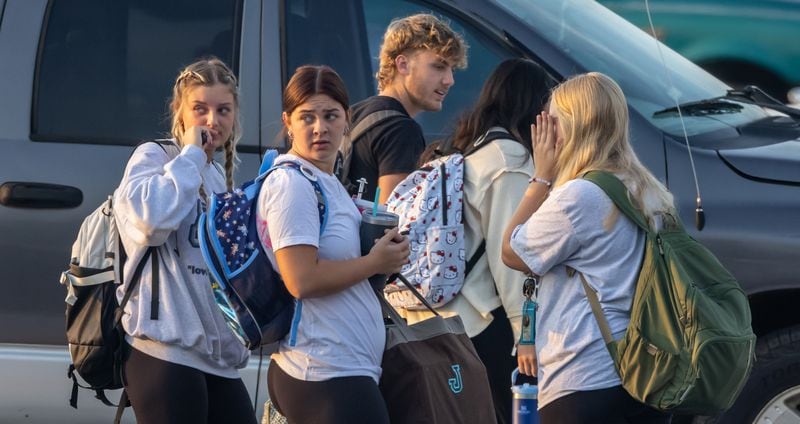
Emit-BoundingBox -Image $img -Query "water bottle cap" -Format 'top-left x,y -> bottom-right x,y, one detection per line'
511,382 -> 539,398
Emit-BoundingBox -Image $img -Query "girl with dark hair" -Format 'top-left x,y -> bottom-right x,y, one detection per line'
115,57 -> 256,423
404,58 -> 554,424
258,65 -> 409,424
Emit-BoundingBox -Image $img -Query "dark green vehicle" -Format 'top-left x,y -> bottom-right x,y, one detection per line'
1,0 -> 799,422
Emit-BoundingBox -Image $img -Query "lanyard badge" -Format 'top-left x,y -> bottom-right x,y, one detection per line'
519,276 -> 538,345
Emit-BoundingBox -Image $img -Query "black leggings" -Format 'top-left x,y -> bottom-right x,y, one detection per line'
123,345 -> 257,424
538,385 -> 672,424
267,361 -> 390,424
470,306 -> 519,424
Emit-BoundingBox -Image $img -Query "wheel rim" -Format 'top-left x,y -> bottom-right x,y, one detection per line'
754,386 -> 800,424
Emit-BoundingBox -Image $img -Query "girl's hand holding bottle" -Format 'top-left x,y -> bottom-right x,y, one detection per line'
368,228 -> 410,276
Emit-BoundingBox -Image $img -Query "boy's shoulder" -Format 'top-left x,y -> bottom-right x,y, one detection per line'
352,96 -> 411,122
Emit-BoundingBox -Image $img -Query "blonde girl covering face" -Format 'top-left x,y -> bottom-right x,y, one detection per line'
547,72 -> 674,221
500,72 -> 674,423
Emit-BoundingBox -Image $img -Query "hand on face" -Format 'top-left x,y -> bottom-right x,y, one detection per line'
183,125 -> 218,154
180,83 -> 236,159
531,111 -> 561,181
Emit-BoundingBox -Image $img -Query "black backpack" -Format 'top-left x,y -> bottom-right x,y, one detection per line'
59,141 -> 171,422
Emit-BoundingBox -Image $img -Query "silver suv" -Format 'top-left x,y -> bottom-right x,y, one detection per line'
1,0 -> 799,422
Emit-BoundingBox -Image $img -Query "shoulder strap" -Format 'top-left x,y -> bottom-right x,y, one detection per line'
270,161 -> 329,234
383,273 -> 440,318
575,172 -> 647,360
464,240 -> 486,277
461,129 -> 515,157
577,271 -> 614,345
350,109 -> 406,144
581,171 -> 650,232
115,246 -> 156,322
337,109 -> 405,184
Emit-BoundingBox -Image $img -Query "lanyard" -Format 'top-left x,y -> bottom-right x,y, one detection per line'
519,276 -> 539,345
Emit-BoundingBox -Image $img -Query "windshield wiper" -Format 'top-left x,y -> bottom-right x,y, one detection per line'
653,99 -> 743,118
725,85 -> 800,119
652,85 -> 800,120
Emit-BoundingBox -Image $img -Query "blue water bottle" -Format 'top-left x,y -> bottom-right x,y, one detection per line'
511,368 -> 539,424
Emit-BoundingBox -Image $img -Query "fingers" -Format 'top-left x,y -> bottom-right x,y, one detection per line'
374,227 -> 410,273
517,355 -> 534,376
185,126 -> 216,150
380,227 -> 400,241
516,343 -> 538,376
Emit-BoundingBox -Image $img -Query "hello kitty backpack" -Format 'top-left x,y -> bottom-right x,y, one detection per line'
384,130 -> 511,310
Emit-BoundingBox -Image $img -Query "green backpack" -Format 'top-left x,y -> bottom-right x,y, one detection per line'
577,171 -> 756,414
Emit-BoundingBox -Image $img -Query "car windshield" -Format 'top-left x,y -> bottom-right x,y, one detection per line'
491,0 -> 774,137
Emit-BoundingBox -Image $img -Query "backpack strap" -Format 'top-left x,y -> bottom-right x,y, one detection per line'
116,246 -> 157,321
575,171 -> 648,358
463,129 -> 515,157
434,129 -> 514,158
149,248 -> 160,320
113,390 -> 129,424
577,271 -> 615,346
270,161 -> 329,233
130,139 -> 172,158
383,273 -> 441,317
336,109 -> 405,185
464,240 -> 486,277
581,171 -> 651,233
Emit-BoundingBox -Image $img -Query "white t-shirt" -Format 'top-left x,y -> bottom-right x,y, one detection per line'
510,178 -> 645,408
256,154 -> 384,383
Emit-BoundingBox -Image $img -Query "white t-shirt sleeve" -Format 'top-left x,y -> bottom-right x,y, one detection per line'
510,182 -> 587,276
257,168 -> 321,251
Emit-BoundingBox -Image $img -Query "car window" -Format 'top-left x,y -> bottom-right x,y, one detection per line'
491,0 -> 778,138
361,1 -> 513,141
283,0 -> 374,105
284,0 -> 513,143
32,0 -> 240,145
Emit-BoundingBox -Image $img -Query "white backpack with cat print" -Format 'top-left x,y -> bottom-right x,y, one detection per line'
385,153 -> 469,309
383,131 -> 516,309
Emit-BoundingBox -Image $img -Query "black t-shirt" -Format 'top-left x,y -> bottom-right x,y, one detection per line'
348,96 -> 425,201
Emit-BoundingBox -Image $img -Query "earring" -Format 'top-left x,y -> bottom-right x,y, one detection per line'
344,125 -> 350,136
287,130 -> 293,141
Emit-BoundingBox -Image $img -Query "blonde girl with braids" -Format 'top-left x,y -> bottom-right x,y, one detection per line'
501,73 -> 672,423
114,57 -> 257,424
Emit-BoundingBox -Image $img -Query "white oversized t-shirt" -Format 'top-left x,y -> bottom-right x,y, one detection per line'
510,178 -> 645,408
256,154 -> 384,383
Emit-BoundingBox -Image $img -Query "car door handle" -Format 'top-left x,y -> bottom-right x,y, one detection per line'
0,182 -> 83,209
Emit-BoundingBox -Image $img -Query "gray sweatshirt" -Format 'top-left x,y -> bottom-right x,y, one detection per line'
114,141 -> 249,378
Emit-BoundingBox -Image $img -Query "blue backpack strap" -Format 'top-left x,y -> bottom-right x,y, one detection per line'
269,161 -> 328,234
259,149 -> 279,176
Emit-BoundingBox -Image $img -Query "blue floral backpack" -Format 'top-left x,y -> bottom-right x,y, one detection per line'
199,150 -> 327,348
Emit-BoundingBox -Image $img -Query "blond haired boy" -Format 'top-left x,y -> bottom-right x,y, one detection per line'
345,13 -> 467,203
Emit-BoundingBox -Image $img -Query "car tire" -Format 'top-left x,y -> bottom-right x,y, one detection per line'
695,325 -> 800,424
